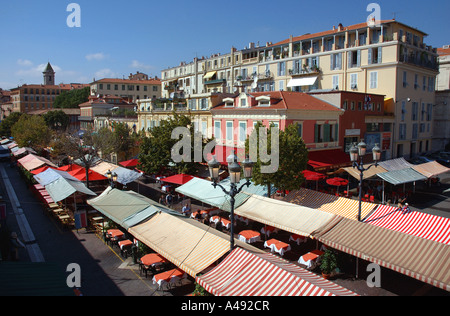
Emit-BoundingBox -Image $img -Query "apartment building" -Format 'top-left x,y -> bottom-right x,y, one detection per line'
9,62 -> 89,114
162,20 -> 438,159
433,46 -> 450,151
90,74 -> 161,102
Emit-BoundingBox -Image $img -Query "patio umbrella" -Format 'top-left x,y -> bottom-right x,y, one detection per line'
302,170 -> 327,190
57,164 -> 83,172
162,174 -> 195,186
69,168 -> 107,181
326,177 -> 349,194
119,159 -> 140,168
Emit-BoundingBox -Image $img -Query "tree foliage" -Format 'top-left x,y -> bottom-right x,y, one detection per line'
139,113 -> 210,175
53,87 -> 90,108
43,110 -> 69,131
11,114 -> 52,151
245,122 -> 308,194
0,112 -> 23,137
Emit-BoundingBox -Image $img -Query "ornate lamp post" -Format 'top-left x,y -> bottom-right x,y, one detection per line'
350,141 -> 381,222
106,170 -> 118,188
208,152 -> 254,251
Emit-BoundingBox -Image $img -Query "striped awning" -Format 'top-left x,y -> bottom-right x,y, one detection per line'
314,217 -> 450,292
128,212 -> 264,278
364,205 -> 450,245
196,248 -> 358,296
235,194 -> 337,238
412,161 -> 450,179
341,165 -> 387,180
378,157 -> 413,171
284,188 -> 377,221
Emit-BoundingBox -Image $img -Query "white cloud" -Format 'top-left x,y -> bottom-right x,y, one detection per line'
17,59 -> 33,67
86,53 -> 106,61
94,68 -> 116,79
130,60 -> 153,70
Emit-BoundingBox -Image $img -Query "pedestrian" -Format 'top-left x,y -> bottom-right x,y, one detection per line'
158,195 -> 165,205
203,214 -> 210,226
9,232 -> 25,261
182,203 -> 191,217
166,193 -> 173,207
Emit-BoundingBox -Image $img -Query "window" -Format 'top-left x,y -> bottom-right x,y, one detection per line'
332,75 -> 339,90
279,81 -> 284,91
350,74 -> 358,89
330,53 -> 342,70
403,71 -> 408,88
315,123 -> 337,143
214,121 -> 221,140
239,122 -> 247,143
351,101 -> 355,111
368,47 -> 382,64
412,123 -> 418,139
414,74 -> 419,90
427,103 -> 432,121
399,124 -> 407,140
278,62 -> 286,76
226,121 -> 233,141
401,101 -> 406,121
370,72 -> 378,89
343,100 -> 348,110
412,102 -> 418,121
114,85 -> 118,91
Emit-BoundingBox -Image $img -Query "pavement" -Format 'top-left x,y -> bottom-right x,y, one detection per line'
0,161 -> 448,297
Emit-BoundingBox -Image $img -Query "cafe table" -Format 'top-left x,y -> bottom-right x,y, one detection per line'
152,268 -> 187,290
238,230 -> 261,244
260,225 -> 279,237
264,239 -> 291,256
298,249 -> 324,269
289,234 -> 307,245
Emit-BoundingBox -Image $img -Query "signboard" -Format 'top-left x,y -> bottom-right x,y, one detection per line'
74,210 -> 87,229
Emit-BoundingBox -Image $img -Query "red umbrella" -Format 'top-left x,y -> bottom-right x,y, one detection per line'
302,170 -> 327,181
326,177 -> 349,194
326,177 -> 349,187
119,159 -> 140,168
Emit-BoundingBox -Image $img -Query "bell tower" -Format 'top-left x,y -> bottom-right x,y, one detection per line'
43,62 -> 55,85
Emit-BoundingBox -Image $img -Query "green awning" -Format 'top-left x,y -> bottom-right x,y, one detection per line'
87,187 -> 180,229
175,177 -> 275,212
377,168 -> 427,185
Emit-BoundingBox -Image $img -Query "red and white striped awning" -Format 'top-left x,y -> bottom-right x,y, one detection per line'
364,205 -> 450,245
196,248 -> 358,296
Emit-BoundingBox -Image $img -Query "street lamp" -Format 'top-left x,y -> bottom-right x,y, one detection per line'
208,152 -> 254,251
106,169 -> 118,188
350,141 -> 381,221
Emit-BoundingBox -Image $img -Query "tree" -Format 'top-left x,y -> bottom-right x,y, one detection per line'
0,112 -> 23,137
245,122 -> 308,196
53,87 -> 90,108
11,114 -> 52,151
43,110 -> 69,131
139,113 -> 210,175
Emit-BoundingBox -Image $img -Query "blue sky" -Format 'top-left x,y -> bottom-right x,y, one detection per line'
0,0 -> 449,90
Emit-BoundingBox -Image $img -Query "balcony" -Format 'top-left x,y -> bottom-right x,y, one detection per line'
204,78 -> 226,85
289,66 -> 320,77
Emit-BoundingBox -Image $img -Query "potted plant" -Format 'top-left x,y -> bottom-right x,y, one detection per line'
320,249 -> 338,279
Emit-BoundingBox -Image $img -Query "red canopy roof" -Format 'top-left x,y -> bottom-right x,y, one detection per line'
30,166 -> 57,175
119,159 -> 140,168
161,174 -> 195,185
308,149 -> 351,171
57,164 -> 83,172
68,168 -> 107,181
326,177 -> 349,187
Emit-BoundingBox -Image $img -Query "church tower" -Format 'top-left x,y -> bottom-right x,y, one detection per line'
43,62 -> 55,85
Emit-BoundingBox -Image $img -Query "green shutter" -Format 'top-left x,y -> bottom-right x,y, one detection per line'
314,124 -> 319,143
324,124 -> 330,142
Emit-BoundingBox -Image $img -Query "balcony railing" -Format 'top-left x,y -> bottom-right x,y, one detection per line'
204,79 -> 226,85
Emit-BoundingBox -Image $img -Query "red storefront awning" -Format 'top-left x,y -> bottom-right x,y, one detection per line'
308,149 -> 351,171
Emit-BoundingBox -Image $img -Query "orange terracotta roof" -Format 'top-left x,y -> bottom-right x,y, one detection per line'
269,20 -> 399,47
438,47 -> 450,56
212,91 -> 342,112
92,78 -> 161,85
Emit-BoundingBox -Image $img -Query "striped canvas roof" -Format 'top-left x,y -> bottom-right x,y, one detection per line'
128,212 -> 264,278
284,188 -> 377,221
314,217 -> 450,292
364,205 -> 450,245
235,194 -> 337,238
378,157 -> 413,171
196,248 -> 358,296
412,161 -> 450,178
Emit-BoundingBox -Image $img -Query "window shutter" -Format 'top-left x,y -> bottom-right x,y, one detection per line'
330,54 -> 335,70
335,124 -> 339,142
348,51 -> 352,68
314,124 -> 319,143
324,124 -> 330,142
357,50 -> 361,67
368,48 -> 372,64
378,48 -> 382,63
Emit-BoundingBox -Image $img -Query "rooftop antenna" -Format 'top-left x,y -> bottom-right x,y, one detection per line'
392,12 -> 398,20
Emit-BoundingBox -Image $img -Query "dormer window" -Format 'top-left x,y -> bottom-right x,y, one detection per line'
223,97 -> 234,107
256,95 -> 271,107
